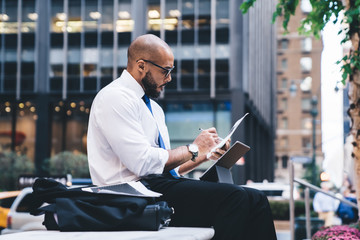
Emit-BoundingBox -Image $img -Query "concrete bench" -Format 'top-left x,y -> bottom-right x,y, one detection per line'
0,227 -> 215,240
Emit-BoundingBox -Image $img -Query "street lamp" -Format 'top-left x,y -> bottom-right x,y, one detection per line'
289,80 -> 319,185
310,95 -> 318,185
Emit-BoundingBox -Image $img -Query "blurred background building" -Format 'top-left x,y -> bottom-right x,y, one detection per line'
274,1 -> 323,184
0,0 -> 276,184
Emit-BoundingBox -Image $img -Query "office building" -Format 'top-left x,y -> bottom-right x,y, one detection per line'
274,1 -> 323,183
0,0 -> 276,183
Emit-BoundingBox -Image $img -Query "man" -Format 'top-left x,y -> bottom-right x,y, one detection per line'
313,181 -> 340,227
87,34 -> 277,240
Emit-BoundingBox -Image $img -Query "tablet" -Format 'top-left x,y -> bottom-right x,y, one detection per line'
200,141 -> 250,182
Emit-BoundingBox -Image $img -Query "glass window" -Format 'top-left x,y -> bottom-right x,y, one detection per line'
301,118 -> 312,130
281,155 -> 288,168
281,58 -> 287,70
84,0 -> 99,32
280,39 -> 288,49
0,101 -> 37,161
165,102 -> 214,148
51,100 -> 91,155
300,76 -> 312,92
101,0 -> 114,32
302,137 -> 311,149
3,0 -> 18,34
216,0 -> 229,29
165,0 -> 179,31
280,117 -> 288,129
301,98 -> 311,111
300,57 -> 312,72
0,102 -> 14,151
117,0 -> 133,32
147,0 -> 160,31
281,78 -> 287,89
199,0 -> 210,29
15,101 -> 37,160
51,0 -> 65,33
100,48 -> 113,76
301,38 -> 312,52
22,0 -> 37,33
68,0 -> 82,33
280,138 -> 288,148
216,44 -> 229,59
50,48 -> 64,77
215,101 -> 231,137
4,39 -> 17,91
216,59 -> 229,90
280,98 -> 287,111
181,60 -> 194,89
182,0 -> 194,30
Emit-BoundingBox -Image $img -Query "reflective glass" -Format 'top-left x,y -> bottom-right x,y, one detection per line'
117,0 -> 133,32
68,0 -> 82,33
101,0 -> 114,32
147,0 -> 160,31
51,0 -> 64,33
84,0 -> 98,32
22,0 -> 36,33
2,0 -> 17,34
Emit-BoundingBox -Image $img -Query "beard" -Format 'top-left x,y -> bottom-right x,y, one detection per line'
142,71 -> 161,99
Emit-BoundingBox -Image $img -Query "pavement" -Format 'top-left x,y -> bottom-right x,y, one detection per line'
276,230 -> 291,240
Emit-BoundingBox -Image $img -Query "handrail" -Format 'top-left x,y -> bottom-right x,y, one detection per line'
294,177 -> 358,209
289,161 -> 358,240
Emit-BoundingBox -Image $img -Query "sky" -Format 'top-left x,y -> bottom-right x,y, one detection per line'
320,14 -> 346,188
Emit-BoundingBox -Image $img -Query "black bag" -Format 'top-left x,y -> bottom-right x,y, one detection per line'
31,178 -> 173,231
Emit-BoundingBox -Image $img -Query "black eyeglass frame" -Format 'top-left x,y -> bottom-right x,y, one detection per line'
137,59 -> 175,78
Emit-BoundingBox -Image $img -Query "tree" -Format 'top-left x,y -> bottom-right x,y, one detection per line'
240,0 -> 360,211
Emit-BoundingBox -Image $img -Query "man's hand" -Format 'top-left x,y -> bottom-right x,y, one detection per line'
208,138 -> 231,160
193,128 -> 230,162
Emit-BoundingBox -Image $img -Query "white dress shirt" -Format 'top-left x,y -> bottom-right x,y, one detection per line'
313,192 -> 340,212
87,70 -> 170,185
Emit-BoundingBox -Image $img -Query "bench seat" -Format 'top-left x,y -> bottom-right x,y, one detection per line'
1,227 -> 215,240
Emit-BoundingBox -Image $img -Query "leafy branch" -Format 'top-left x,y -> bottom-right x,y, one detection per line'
337,52 -> 360,84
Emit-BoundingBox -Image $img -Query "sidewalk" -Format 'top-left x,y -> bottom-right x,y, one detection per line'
275,220 -> 291,240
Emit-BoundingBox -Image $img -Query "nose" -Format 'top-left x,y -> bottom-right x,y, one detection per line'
165,73 -> 172,83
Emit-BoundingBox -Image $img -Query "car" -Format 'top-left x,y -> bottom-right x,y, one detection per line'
0,190 -> 21,232
1,187 -> 46,234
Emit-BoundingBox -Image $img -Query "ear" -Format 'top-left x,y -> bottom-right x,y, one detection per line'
137,60 -> 145,72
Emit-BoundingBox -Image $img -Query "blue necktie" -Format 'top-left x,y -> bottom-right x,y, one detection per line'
142,95 -> 179,178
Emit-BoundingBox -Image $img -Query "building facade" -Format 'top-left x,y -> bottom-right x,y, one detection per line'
0,0 -> 276,183
274,1 -> 323,183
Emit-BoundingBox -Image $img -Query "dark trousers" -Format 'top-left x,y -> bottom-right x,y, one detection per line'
142,174 -> 277,240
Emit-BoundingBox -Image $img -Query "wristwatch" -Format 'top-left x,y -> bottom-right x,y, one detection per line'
187,144 -> 199,162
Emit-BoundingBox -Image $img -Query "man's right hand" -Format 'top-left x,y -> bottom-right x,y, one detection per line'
193,127 -> 219,163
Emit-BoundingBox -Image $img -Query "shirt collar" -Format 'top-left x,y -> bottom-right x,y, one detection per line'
118,70 -> 145,100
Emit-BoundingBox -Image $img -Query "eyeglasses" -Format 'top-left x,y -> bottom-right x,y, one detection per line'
138,59 -> 175,79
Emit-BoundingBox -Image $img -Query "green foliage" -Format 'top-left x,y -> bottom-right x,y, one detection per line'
239,0 -> 257,14
298,1 -> 343,38
43,151 -> 90,178
337,52 -> 360,84
269,199 -> 316,220
302,164 -> 322,188
0,151 -> 35,190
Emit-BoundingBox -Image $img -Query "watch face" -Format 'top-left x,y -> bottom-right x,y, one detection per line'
189,144 -> 198,153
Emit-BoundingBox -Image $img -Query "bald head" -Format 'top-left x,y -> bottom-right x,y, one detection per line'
127,34 -> 172,69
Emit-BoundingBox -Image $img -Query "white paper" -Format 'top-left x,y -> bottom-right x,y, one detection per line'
82,181 -> 162,197
206,113 -> 249,159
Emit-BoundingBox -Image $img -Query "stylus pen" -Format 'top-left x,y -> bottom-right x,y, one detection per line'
199,128 -> 224,141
